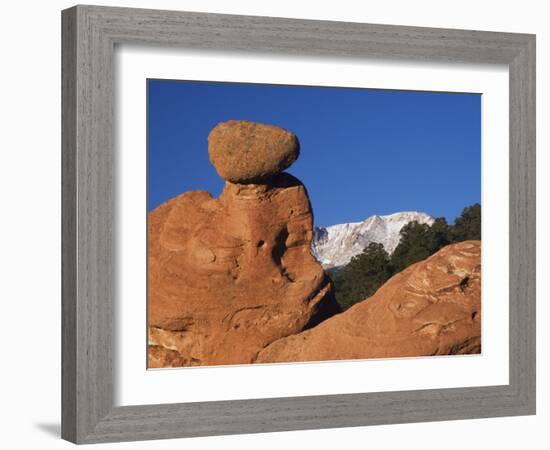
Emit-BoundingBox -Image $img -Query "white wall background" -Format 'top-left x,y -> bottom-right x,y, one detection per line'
0,1 -> 546,448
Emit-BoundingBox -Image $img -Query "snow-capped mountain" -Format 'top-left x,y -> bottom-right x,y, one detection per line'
312,211 -> 435,269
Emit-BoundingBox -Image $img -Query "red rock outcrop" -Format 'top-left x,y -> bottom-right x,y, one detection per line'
256,240 -> 481,363
148,121 -> 339,368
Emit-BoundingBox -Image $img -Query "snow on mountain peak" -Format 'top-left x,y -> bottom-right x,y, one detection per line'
312,211 -> 434,269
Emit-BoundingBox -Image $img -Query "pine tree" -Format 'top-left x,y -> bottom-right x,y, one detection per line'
452,203 -> 481,241
331,242 -> 392,310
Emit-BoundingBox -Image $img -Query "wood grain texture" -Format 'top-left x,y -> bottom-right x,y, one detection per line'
508,36 -> 536,409
61,7 -> 77,443
61,4 -> 536,444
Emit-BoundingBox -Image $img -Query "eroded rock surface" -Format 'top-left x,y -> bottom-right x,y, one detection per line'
208,120 -> 300,183
256,241 -> 481,363
148,171 -> 340,368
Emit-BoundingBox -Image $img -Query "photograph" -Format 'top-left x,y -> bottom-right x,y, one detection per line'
146,79 -> 482,369
1,1 -> 539,446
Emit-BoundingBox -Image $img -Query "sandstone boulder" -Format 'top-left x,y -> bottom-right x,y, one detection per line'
148,171 -> 340,368
256,240 -> 481,363
208,120 -> 300,183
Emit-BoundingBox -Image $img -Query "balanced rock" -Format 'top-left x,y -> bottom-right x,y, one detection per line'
208,120 -> 300,183
256,240 -> 482,363
148,162 -> 340,366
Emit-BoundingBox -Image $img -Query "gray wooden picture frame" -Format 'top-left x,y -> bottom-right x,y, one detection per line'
61,4 -> 536,444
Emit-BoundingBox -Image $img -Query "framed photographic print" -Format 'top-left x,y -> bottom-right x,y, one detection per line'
61,5 -> 536,444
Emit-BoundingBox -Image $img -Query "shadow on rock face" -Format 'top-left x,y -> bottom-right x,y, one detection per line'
302,278 -> 342,330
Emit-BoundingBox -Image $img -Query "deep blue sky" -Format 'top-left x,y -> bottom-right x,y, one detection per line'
147,79 -> 480,227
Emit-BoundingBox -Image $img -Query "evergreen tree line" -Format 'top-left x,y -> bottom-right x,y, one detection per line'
330,203 -> 481,311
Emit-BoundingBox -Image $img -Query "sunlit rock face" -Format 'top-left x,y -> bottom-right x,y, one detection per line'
207,120 -> 300,184
147,121 -> 339,368
257,240 -> 481,363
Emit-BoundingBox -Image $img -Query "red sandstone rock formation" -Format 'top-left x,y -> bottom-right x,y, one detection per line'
148,120 -> 482,369
256,240 -> 481,363
148,122 -> 339,368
